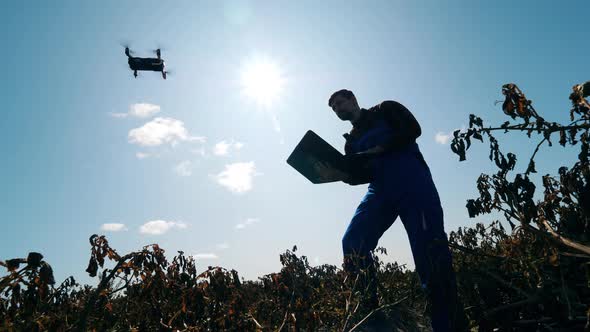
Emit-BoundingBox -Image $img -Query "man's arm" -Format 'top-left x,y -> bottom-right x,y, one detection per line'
341,152 -> 373,185
337,101 -> 420,185
342,133 -> 372,185
377,101 -> 422,152
313,158 -> 371,185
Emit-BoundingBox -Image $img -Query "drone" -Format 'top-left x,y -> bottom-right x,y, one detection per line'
124,47 -> 168,79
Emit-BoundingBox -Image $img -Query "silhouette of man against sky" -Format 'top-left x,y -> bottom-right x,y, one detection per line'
315,89 -> 464,332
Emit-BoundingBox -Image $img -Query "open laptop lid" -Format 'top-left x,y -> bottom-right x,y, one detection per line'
286,130 -> 349,184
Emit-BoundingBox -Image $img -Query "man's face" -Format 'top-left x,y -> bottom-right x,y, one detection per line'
330,95 -> 356,121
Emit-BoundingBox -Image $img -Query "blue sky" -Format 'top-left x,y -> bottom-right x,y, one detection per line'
1,1 -> 588,285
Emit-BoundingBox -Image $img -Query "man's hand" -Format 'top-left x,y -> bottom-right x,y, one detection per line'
313,161 -> 349,183
364,145 -> 385,155
344,146 -> 385,164
310,145 -> 384,184
343,148 -> 381,165
340,148 -> 383,185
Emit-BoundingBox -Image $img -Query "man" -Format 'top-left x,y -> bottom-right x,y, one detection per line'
315,89 -> 464,332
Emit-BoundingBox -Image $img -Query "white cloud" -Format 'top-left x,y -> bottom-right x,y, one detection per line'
213,141 -> 231,156
192,137 -> 207,143
435,132 -> 451,145
129,103 -> 161,118
174,161 -> 192,176
136,152 -> 162,159
136,152 -> 150,159
109,112 -> 128,118
100,223 -> 128,232
139,220 -> 187,235
128,117 -> 205,147
216,242 -> 230,250
192,147 -> 208,157
110,103 -> 161,119
270,112 -> 281,132
435,125 -> 467,145
235,217 -> 260,230
215,162 -> 259,193
192,253 -> 219,260
213,140 -> 244,156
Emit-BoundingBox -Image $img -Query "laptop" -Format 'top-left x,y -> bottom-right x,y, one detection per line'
286,130 -> 350,184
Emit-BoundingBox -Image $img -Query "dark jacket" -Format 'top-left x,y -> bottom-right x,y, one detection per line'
343,101 -> 422,185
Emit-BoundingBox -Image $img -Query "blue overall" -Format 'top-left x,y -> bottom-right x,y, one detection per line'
342,117 -> 458,332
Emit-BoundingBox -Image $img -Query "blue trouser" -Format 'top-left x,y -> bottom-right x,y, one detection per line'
342,144 -> 458,332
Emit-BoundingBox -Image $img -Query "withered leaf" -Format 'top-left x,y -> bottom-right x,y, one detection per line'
27,252 -> 43,268
86,258 -> 98,277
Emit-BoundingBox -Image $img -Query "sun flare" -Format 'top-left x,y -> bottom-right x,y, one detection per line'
240,57 -> 285,107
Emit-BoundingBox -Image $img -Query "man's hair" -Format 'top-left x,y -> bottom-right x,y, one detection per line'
328,89 -> 355,107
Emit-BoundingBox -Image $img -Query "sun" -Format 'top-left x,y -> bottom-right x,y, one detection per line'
240,56 -> 285,107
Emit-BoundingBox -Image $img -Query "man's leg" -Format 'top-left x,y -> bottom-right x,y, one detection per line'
399,203 -> 463,332
342,186 -> 398,307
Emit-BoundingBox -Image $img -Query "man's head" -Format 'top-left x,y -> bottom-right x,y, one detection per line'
328,89 -> 361,122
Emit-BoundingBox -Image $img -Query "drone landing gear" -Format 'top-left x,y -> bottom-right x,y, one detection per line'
134,70 -> 138,78
162,71 -> 167,80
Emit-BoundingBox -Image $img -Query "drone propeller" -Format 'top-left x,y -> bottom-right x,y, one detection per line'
149,43 -> 167,54
163,69 -> 174,77
118,39 -> 132,47
125,48 -> 135,57
156,42 -> 166,51
151,48 -> 162,59
119,40 -> 135,55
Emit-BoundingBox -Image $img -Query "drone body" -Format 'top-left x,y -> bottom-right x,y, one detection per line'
125,47 -> 167,79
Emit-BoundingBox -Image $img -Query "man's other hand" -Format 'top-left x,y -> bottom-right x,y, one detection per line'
343,151 -> 374,165
364,145 -> 385,155
313,161 -> 349,183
